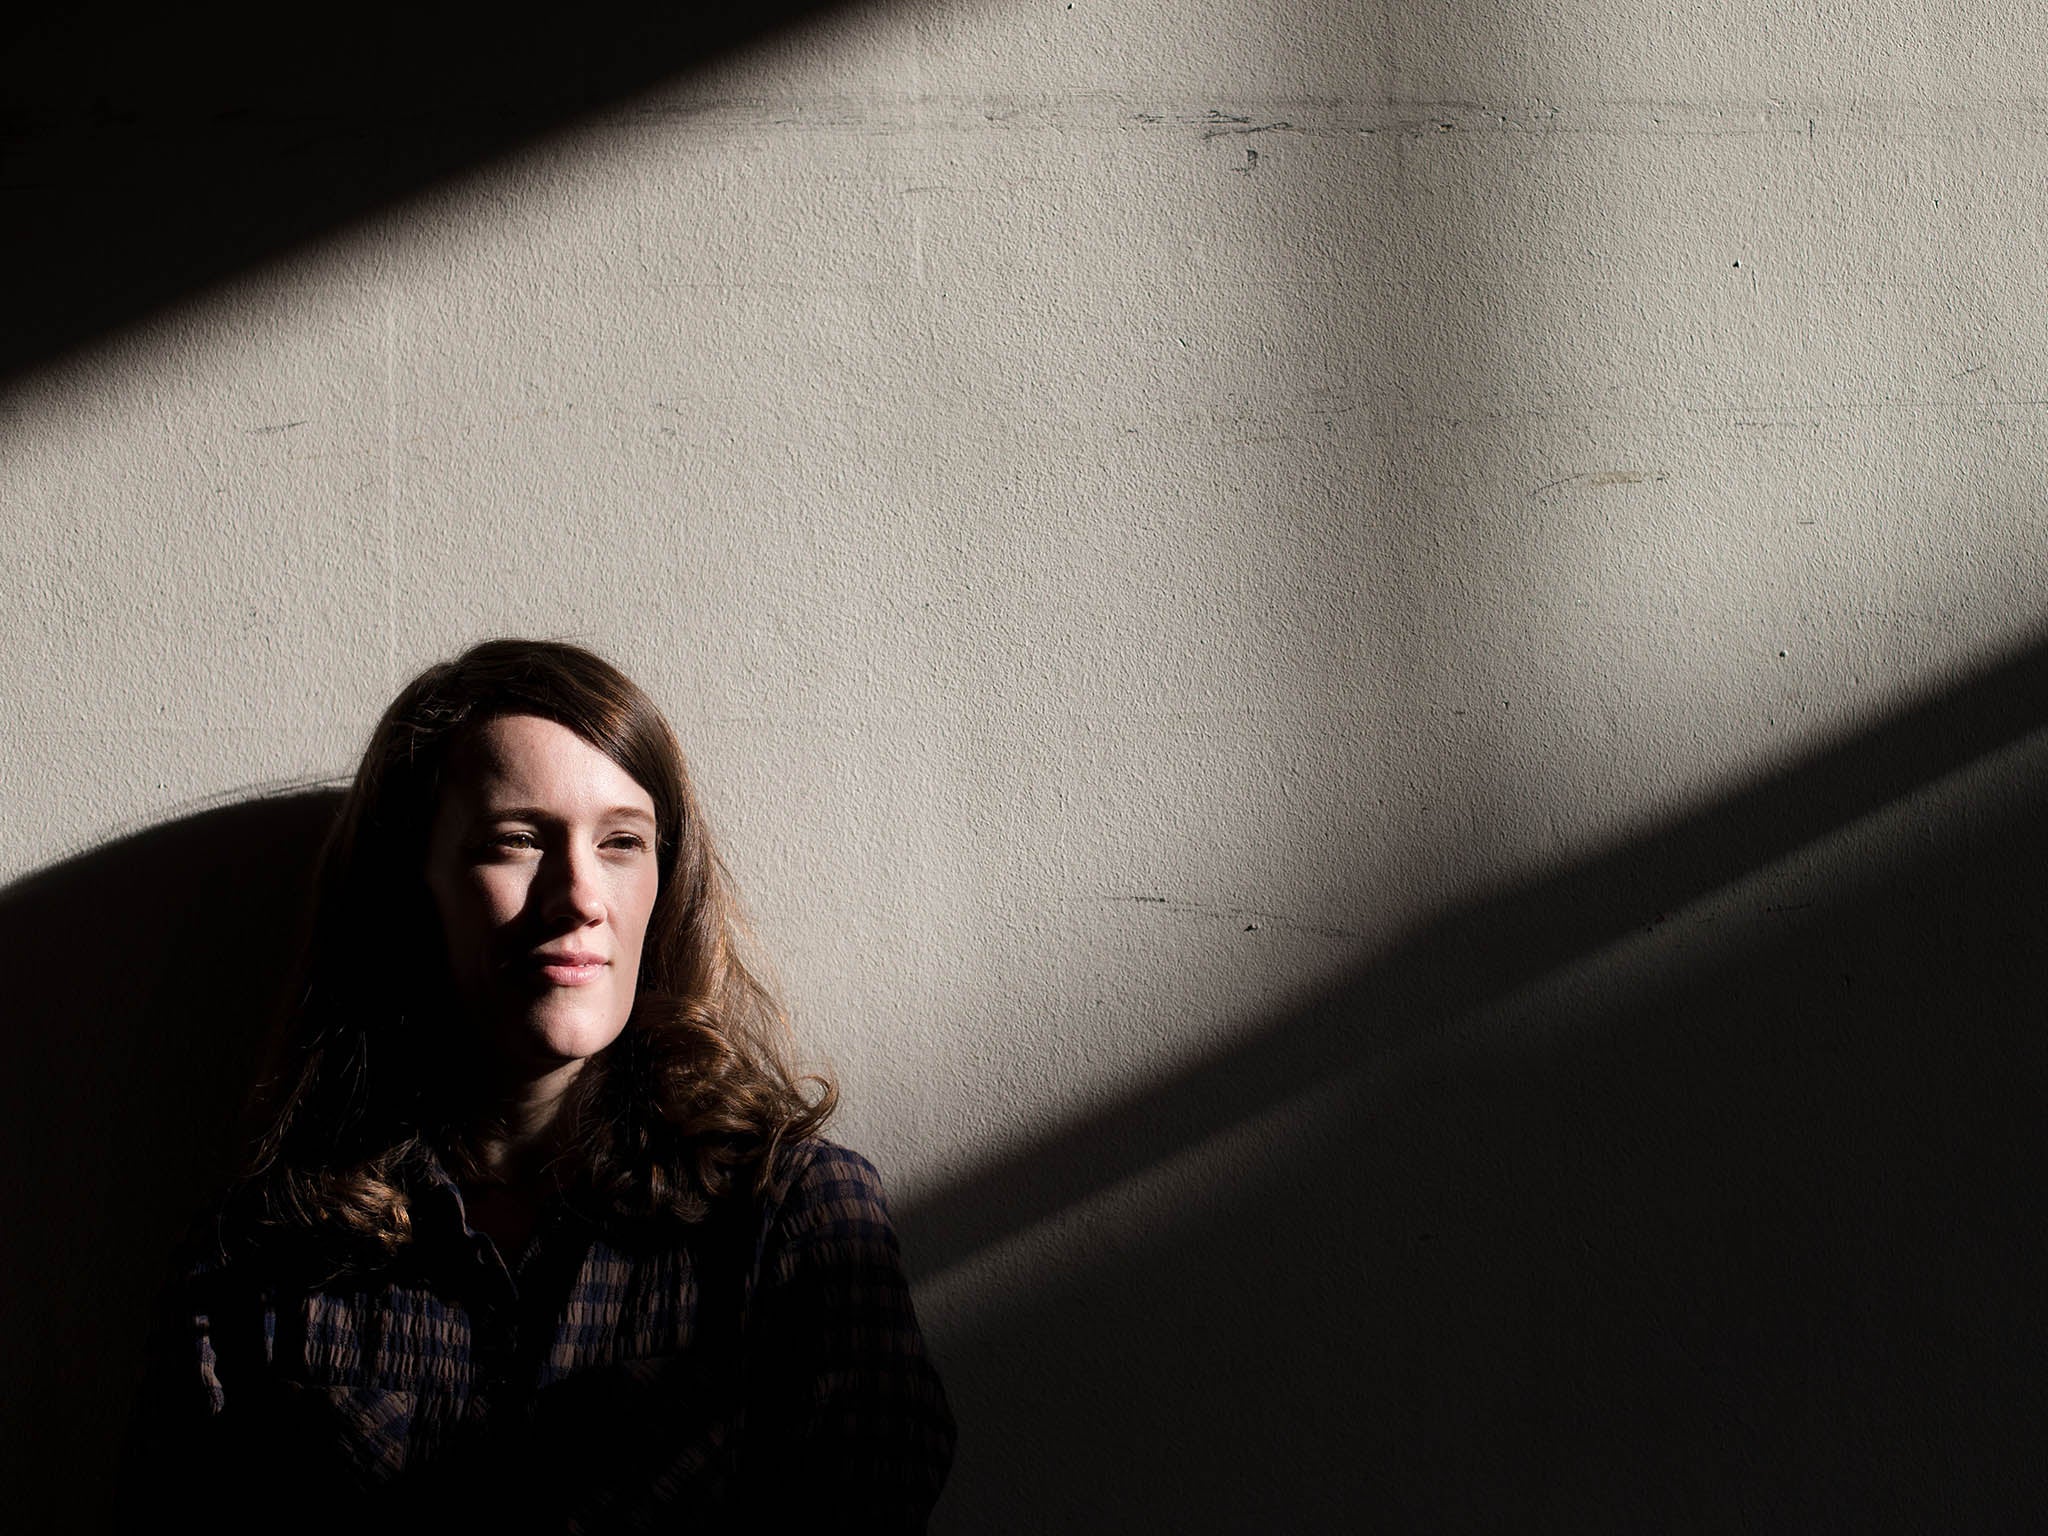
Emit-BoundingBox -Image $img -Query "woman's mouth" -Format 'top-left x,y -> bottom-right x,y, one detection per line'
529,951 -> 607,987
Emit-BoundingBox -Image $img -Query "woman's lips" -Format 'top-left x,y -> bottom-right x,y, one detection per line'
529,953 -> 607,987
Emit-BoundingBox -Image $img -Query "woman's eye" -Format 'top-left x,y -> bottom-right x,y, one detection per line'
603,833 -> 648,853
487,831 -> 540,852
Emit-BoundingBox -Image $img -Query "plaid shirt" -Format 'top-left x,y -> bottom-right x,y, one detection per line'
125,1140 -> 955,1532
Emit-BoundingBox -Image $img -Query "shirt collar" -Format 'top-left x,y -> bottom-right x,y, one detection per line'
404,1141 -> 597,1249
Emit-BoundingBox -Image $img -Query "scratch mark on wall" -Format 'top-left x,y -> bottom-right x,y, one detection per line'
246,421 -> 306,436
1203,118 -> 1299,140
1110,894 -> 1366,941
1126,108 -> 1306,140
1530,470 -> 1669,497
595,94 -> 2048,149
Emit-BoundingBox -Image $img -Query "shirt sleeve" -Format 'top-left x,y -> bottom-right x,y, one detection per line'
736,1142 -> 958,1530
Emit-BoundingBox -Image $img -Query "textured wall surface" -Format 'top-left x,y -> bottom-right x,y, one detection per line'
5,3 -> 2045,1529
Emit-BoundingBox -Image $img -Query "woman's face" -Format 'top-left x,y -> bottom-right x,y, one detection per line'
423,713 -> 661,1083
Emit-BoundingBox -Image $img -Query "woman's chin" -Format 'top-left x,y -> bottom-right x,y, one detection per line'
497,999 -> 632,1073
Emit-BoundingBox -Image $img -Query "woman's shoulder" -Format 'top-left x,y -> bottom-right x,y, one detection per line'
754,1138 -> 905,1258
773,1136 -> 886,1192
770,1136 -> 896,1207
157,1175 -> 410,1297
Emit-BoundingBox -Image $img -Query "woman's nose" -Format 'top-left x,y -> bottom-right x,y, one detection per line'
537,843 -> 606,924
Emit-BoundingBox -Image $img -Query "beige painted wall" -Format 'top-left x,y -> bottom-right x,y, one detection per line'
6,3 -> 2043,1528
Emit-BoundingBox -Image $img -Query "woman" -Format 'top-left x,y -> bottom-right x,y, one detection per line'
123,639 -> 955,1530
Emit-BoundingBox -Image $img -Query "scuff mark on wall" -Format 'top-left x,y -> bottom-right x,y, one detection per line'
1111,894 -> 1367,941
1530,470 -> 1670,497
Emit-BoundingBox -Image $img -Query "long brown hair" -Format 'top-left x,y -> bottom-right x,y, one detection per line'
229,638 -> 834,1270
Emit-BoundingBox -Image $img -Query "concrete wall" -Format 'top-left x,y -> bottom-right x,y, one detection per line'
5,3 -> 2044,1528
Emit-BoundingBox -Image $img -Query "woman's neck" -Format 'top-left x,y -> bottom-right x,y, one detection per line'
463,1059 -> 583,1188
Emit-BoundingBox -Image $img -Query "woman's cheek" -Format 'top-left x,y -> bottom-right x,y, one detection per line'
480,865 -> 531,927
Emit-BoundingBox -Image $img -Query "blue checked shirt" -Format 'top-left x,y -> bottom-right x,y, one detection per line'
125,1140 -> 956,1531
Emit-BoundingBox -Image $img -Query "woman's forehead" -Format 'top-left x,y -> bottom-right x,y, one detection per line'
443,713 -> 656,816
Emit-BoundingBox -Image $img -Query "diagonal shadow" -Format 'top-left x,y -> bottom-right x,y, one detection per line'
903,633 -> 2048,1282
921,728 -> 2048,1532
0,1 -> 873,383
